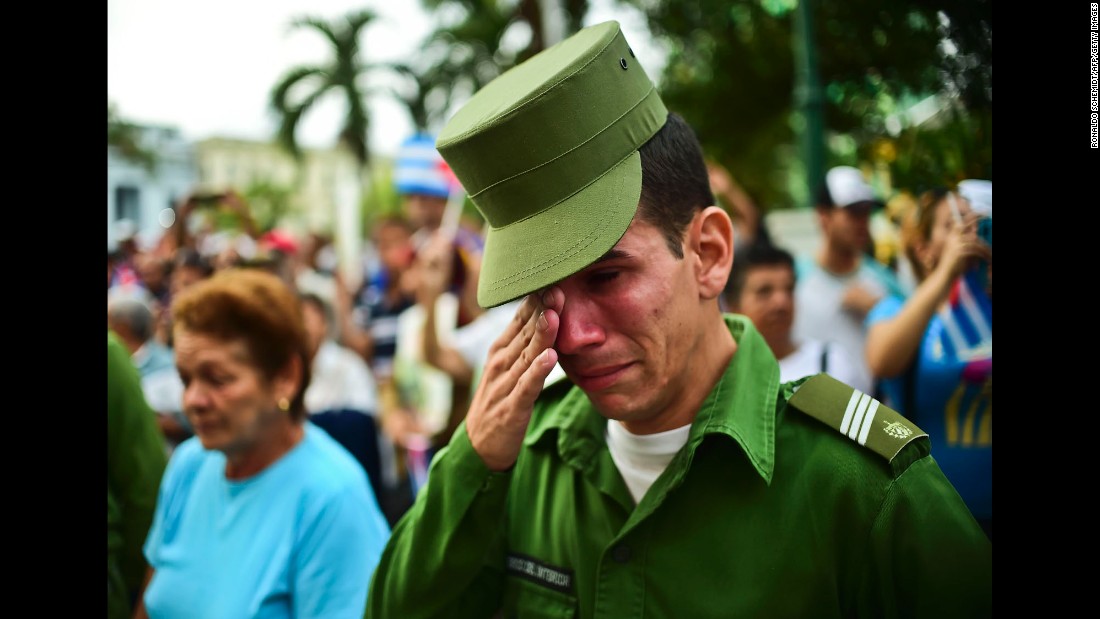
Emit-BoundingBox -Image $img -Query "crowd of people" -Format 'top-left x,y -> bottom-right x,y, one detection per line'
107,19 -> 990,619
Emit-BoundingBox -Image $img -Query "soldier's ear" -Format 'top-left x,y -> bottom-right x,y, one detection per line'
689,206 -> 734,301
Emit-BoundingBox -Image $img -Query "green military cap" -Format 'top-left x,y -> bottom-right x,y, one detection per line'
436,20 -> 668,308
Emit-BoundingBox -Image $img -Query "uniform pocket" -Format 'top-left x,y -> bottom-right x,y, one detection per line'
502,578 -> 577,619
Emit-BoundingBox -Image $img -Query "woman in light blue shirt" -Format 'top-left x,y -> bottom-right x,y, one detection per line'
138,268 -> 390,619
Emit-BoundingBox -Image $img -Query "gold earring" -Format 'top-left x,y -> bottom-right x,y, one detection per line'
278,397 -> 290,412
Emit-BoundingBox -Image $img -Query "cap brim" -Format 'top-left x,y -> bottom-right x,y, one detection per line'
477,151 -> 642,308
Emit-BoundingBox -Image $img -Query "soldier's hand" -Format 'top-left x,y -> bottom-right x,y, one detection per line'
465,286 -> 562,471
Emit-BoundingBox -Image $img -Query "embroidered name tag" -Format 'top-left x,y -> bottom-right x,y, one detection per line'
505,552 -> 574,593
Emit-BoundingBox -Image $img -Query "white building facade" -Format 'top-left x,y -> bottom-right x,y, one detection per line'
107,125 -> 197,250
108,123 -> 370,258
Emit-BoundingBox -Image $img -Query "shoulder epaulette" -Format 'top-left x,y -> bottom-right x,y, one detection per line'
787,374 -> 927,463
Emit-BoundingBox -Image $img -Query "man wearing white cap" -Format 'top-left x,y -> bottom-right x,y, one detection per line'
793,166 -> 907,395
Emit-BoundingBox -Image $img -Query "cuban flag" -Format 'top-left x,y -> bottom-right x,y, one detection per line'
393,133 -> 464,198
937,270 -> 992,363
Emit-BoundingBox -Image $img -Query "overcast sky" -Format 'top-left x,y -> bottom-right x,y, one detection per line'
107,0 -> 663,159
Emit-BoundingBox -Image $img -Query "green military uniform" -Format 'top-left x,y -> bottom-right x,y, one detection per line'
367,315 -> 992,618
108,330 -> 168,619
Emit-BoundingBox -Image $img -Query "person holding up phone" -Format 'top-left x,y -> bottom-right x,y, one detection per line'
158,189 -> 259,260
865,185 -> 993,540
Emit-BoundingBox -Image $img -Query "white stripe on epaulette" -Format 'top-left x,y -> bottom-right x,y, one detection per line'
840,390 -> 881,447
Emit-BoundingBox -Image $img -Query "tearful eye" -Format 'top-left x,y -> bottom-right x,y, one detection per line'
589,271 -> 620,285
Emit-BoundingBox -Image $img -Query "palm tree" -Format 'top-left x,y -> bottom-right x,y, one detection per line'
270,10 -> 378,167
395,0 -> 589,132
386,59 -> 461,133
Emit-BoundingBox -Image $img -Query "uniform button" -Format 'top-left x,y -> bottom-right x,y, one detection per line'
619,57 -> 629,70
612,545 -> 631,563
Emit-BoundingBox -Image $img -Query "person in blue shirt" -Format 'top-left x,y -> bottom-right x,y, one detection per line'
866,186 -> 992,539
137,267 -> 390,619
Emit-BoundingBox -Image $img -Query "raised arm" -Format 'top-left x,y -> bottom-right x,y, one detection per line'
366,288 -> 561,618
865,214 -> 991,378
416,231 -> 476,384
707,160 -> 761,248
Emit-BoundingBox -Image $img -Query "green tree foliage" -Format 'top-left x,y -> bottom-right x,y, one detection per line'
365,0 -> 589,227
107,102 -> 157,171
889,106 -> 992,192
241,181 -> 295,233
616,0 -> 991,209
387,60 -> 460,133
270,10 -> 379,167
395,0 -> 589,133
